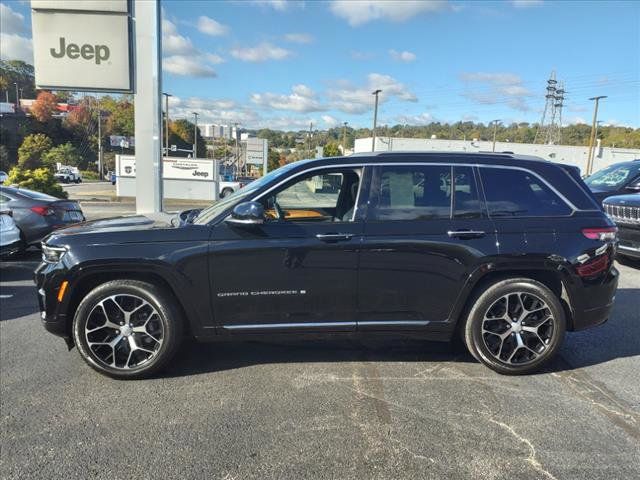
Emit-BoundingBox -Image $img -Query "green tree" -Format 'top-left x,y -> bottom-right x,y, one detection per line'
267,148 -> 281,172
168,119 -> 206,158
18,133 -> 53,169
6,166 -> 67,198
42,143 -> 82,169
0,144 -> 11,173
0,60 -> 36,103
323,142 -> 341,157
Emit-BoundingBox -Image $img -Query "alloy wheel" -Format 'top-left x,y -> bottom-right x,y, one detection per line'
481,291 -> 555,366
84,294 -> 164,370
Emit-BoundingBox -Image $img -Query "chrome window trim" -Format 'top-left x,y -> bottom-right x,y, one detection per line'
358,320 -> 430,327
217,160 -> 597,225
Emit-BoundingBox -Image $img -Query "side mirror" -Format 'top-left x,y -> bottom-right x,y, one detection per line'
226,201 -> 265,226
625,180 -> 640,192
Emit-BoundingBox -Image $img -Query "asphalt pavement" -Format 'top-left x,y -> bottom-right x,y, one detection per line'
1,209 -> 639,479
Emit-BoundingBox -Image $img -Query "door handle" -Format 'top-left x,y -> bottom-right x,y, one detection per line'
447,230 -> 486,239
316,233 -> 354,242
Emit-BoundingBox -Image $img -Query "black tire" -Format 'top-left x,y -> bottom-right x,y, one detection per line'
73,280 -> 184,379
462,278 -> 566,375
221,188 -> 233,198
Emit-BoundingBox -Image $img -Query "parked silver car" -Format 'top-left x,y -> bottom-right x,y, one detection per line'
0,186 -> 84,246
0,210 -> 22,257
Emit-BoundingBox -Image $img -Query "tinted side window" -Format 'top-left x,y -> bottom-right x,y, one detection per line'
453,166 -> 482,219
370,165 -> 451,221
481,168 -> 571,217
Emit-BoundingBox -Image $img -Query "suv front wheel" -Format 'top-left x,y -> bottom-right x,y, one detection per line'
73,280 -> 183,379
462,278 -> 566,375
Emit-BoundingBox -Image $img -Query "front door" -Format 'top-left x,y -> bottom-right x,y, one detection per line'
357,162 -> 498,330
210,166 -> 367,332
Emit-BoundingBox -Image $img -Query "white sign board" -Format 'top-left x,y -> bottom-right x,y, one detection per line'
31,1 -> 129,13
118,156 -> 215,181
244,138 -> 268,166
31,10 -> 132,92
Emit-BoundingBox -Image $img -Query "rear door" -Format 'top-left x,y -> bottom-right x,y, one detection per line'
357,163 -> 498,329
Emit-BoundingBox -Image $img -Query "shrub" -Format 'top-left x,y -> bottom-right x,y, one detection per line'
6,166 -> 68,198
80,170 -> 100,181
42,142 -> 82,169
18,133 -> 53,169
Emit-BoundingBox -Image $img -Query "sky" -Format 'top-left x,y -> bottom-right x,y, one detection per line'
1,0 -> 639,130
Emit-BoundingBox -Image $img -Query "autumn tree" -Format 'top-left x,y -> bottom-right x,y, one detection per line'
30,91 -> 58,122
18,133 -> 53,169
168,119 -> 206,158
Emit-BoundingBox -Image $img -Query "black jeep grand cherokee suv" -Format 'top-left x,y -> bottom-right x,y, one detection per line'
35,152 -> 619,378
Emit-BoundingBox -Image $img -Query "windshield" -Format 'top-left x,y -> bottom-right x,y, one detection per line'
585,163 -> 640,191
193,161 -> 304,224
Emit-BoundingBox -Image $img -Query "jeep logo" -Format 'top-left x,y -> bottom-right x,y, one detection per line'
50,37 -> 110,65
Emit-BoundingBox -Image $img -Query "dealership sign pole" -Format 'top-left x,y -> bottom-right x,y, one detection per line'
31,0 -> 163,214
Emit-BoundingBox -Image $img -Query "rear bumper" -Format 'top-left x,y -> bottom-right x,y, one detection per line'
568,266 -> 619,331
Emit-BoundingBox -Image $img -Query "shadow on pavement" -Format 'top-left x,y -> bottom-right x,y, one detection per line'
165,288 -> 640,379
164,336 -> 475,378
0,251 -> 41,321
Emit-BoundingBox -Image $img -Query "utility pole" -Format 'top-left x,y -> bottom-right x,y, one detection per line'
371,89 -> 382,152
192,112 -> 199,159
234,122 -> 240,174
342,121 -> 348,155
586,96 -> 607,176
491,119 -> 500,152
162,92 -> 172,157
308,122 -> 313,157
13,82 -> 19,110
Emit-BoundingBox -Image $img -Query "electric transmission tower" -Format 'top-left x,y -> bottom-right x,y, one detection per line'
535,71 -> 566,145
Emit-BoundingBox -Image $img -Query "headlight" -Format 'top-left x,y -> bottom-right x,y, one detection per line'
42,244 -> 68,264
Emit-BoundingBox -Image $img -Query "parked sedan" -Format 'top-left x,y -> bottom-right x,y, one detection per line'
585,159 -> 640,205
0,210 -> 23,257
0,186 -> 84,246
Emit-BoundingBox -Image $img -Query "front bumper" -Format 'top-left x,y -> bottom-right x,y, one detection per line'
0,239 -> 23,257
35,261 -> 72,339
617,225 -> 640,259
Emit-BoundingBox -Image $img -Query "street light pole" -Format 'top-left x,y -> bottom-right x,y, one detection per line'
586,96 -> 607,175
371,89 -> 382,152
234,122 -> 240,174
491,119 -> 500,152
162,92 -> 172,157
97,108 -> 103,179
342,121 -> 348,155
192,112 -> 199,159
13,82 -> 19,110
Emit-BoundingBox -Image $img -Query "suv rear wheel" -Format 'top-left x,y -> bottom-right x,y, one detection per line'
462,278 -> 566,375
73,280 -> 183,379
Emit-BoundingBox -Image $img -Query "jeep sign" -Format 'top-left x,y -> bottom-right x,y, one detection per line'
31,10 -> 132,92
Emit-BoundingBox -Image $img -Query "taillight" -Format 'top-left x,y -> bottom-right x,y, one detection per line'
575,255 -> 610,278
581,227 -> 617,241
30,205 -> 56,216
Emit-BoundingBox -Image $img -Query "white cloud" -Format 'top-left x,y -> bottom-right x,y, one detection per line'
389,49 -> 416,62
460,71 -> 533,112
569,117 -> 587,125
396,112 -> 434,125
511,0 -> 544,7
163,56 -> 217,78
1,3 -> 26,35
0,33 -> 32,63
284,33 -> 314,44
330,0 -> 451,26
251,84 -> 324,112
329,73 -> 418,114
251,0 -> 290,10
321,115 -> 339,127
230,42 -> 292,62
162,18 -> 196,55
197,16 -> 230,36
350,50 -> 375,60
205,53 -> 225,64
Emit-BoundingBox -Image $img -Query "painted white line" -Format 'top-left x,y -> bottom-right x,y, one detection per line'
0,294 -> 14,299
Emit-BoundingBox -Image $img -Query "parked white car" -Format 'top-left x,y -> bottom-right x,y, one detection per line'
0,210 -> 23,258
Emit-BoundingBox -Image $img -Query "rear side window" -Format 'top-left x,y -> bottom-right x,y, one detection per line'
370,165 -> 451,221
480,168 -> 572,217
453,166 -> 482,219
